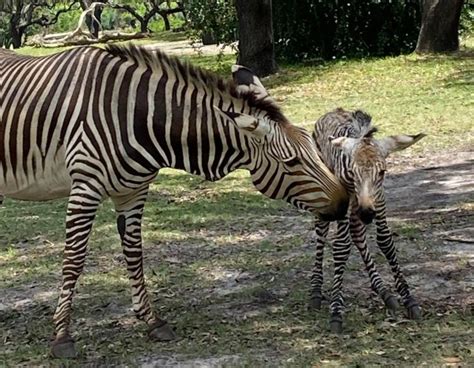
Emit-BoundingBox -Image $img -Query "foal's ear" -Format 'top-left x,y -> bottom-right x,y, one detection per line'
377,133 -> 426,157
330,136 -> 359,155
213,106 -> 271,139
231,65 -> 270,100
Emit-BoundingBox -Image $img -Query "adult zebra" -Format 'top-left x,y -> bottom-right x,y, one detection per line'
0,45 -> 348,357
309,108 -> 425,332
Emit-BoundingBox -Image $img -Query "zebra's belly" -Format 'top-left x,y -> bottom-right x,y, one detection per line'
0,154 -> 72,201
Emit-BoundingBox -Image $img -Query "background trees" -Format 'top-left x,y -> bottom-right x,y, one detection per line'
0,0 -> 79,48
1,0 -> 471,64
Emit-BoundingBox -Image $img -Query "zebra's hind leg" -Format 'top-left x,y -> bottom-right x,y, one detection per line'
349,212 -> 399,314
113,188 -> 177,342
375,206 -> 421,320
309,220 -> 329,309
51,184 -> 102,358
329,219 -> 352,333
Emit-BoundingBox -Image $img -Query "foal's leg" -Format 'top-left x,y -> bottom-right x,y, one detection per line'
51,183 -> 102,358
329,219 -> 352,333
375,197 -> 421,319
349,211 -> 399,313
309,220 -> 330,309
112,186 -> 176,341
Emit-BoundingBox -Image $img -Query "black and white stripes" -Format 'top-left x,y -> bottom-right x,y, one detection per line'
1,46 -> 349,357
309,108 -> 425,332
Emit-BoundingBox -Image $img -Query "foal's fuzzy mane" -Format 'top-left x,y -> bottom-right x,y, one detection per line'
104,44 -> 287,124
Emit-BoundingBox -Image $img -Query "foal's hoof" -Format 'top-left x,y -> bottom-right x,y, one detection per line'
50,335 -> 77,359
148,321 -> 177,341
407,304 -> 422,320
405,297 -> 422,320
329,315 -> 343,334
309,295 -> 323,310
383,295 -> 400,312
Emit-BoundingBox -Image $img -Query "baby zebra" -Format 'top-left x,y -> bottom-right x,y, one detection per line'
309,108 -> 425,332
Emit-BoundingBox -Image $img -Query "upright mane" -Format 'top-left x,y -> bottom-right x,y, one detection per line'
104,44 -> 287,124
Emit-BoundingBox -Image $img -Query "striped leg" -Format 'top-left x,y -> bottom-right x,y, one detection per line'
329,218 -> 352,333
309,220 -> 329,309
375,199 -> 421,319
349,211 -> 399,313
51,184 -> 102,358
112,187 -> 176,341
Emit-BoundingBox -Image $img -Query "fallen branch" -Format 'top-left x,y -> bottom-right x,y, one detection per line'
443,237 -> 474,244
29,31 -> 150,48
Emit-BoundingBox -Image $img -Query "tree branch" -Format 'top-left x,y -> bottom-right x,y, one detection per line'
110,3 -> 144,23
19,1 -> 80,29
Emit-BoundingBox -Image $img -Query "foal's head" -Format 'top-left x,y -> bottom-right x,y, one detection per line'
330,115 -> 425,224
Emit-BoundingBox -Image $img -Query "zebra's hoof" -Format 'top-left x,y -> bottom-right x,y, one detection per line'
148,321 -> 177,341
407,304 -> 422,320
329,315 -> 343,334
309,296 -> 323,310
50,335 -> 77,359
383,295 -> 400,312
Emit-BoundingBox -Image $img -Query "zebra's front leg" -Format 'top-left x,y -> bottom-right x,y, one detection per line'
375,209 -> 421,320
113,188 -> 177,342
349,211 -> 399,313
309,220 -> 329,309
51,184 -> 102,358
329,219 -> 352,333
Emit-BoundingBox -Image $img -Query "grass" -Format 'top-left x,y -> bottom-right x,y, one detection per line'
1,36 -> 473,366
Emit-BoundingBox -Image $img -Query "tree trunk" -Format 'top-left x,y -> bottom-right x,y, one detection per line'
81,0 -> 104,38
86,6 -> 103,38
416,0 -> 464,53
235,0 -> 277,77
140,20 -> 148,33
162,14 -> 171,31
10,24 -> 23,49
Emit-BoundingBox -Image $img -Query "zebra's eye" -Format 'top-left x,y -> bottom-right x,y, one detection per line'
283,156 -> 302,167
378,169 -> 386,178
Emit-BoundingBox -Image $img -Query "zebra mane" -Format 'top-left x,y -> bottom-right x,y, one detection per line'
351,109 -> 378,139
104,44 -> 287,124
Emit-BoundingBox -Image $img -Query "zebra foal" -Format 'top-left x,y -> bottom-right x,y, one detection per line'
309,108 -> 425,332
0,46 -> 348,357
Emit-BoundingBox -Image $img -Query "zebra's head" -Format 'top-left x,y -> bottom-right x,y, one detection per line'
330,126 -> 426,224
219,66 -> 349,220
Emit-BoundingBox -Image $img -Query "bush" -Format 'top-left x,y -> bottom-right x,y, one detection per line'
185,0 -> 237,44
273,0 -> 421,61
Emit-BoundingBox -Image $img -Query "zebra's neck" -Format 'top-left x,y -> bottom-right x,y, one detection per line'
125,62 -> 256,182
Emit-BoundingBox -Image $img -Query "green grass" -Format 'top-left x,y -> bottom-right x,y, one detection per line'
1,39 -> 473,366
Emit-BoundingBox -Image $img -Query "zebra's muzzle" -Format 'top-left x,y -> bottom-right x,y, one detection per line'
356,207 -> 376,225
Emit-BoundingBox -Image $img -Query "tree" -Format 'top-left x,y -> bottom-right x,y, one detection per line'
0,0 -> 79,48
235,0 -> 277,77
416,0 -> 464,53
79,0 -> 106,38
110,0 -> 184,33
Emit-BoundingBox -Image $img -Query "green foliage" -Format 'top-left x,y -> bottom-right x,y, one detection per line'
273,0 -> 421,61
460,1 -> 474,36
185,0 -> 237,44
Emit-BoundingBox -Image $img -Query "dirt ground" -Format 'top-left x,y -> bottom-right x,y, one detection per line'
0,150 -> 472,367
139,150 -> 474,366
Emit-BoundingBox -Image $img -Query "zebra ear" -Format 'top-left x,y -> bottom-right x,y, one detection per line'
377,133 -> 426,157
330,136 -> 358,155
214,106 -> 271,138
232,65 -> 269,100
